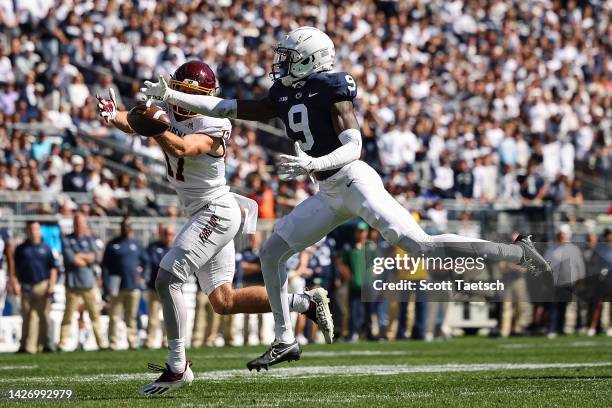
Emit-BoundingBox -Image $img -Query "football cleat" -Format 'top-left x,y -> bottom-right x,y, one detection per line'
247,340 -> 301,372
303,288 -> 334,344
514,234 -> 552,276
139,360 -> 194,396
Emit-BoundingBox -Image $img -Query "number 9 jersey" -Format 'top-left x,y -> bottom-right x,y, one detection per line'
267,71 -> 357,160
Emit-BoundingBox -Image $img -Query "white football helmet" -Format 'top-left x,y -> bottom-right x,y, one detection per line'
270,26 -> 335,86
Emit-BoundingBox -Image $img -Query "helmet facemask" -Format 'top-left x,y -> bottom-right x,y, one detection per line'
270,47 -> 302,84
169,78 -> 216,118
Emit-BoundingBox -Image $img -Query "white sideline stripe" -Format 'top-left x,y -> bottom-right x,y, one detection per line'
499,341 -> 612,349
0,362 -> 608,384
201,350 -> 411,359
0,365 -> 37,370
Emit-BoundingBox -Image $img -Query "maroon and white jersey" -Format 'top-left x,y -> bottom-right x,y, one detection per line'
161,102 -> 232,215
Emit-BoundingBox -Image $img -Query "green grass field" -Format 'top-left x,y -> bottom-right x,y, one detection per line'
2,336 -> 612,407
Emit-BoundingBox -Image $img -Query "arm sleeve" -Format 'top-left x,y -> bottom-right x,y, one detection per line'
196,118 -> 232,140
311,128 -> 362,171
166,91 -> 237,119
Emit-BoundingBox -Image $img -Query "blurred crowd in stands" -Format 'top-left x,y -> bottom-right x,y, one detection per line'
0,0 -> 610,222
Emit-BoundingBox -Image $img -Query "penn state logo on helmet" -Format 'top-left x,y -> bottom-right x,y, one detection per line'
270,26 -> 335,87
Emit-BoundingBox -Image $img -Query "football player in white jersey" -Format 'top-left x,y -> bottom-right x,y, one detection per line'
97,60 -> 333,396
142,28 -> 552,371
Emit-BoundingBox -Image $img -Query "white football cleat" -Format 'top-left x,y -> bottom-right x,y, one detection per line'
139,360 -> 194,396
304,288 -> 334,344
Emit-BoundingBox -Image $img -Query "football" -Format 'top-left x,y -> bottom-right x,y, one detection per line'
127,104 -> 170,137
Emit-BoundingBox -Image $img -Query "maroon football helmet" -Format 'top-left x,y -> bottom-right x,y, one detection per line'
170,60 -> 217,117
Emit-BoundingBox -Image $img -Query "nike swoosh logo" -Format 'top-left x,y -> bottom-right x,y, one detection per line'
346,179 -> 354,188
271,343 -> 293,358
308,92 -> 319,97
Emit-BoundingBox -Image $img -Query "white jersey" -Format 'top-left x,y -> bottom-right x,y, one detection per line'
162,103 -> 232,215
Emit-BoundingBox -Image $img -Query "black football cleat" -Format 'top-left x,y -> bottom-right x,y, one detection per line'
247,340 -> 301,372
514,234 -> 552,276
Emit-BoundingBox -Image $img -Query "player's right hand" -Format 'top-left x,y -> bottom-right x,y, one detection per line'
96,88 -> 118,123
141,75 -> 170,104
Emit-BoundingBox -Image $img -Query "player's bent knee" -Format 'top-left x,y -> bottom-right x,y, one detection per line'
155,268 -> 183,299
260,233 -> 292,267
208,284 -> 235,315
381,227 -> 435,255
159,248 -> 192,281
155,268 -> 171,298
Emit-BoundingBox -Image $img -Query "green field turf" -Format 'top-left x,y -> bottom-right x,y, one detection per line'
1,336 -> 612,407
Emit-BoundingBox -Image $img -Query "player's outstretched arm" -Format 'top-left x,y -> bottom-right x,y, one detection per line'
141,76 -> 276,122
96,90 -> 135,134
154,131 -> 223,158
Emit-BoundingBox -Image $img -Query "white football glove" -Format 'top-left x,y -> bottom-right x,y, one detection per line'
141,76 -> 171,105
96,88 -> 117,123
277,142 -> 315,181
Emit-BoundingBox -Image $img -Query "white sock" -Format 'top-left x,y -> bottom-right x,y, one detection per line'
167,338 -> 186,373
288,293 -> 310,313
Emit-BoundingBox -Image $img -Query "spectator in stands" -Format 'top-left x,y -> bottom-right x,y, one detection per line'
342,222 -> 376,342
544,225 -> 586,338
453,159 -> 473,199
520,162 -> 548,204
62,154 -> 87,193
191,288 -> 221,348
102,218 -> 148,350
58,213 -> 106,351
247,172 -> 275,220
432,157 -> 454,199
392,246 -> 428,341
12,221 -> 57,353
145,223 -> 175,349
499,233 -> 530,338
235,232 -> 265,346
126,174 -> 158,216
31,132 -> 52,161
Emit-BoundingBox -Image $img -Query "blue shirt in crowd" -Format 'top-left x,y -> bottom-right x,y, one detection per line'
62,233 -> 100,289
146,241 -> 170,291
237,247 -> 263,285
102,237 -> 148,292
14,240 -> 56,284
308,237 -> 337,289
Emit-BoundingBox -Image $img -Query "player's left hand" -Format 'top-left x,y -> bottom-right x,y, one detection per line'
277,142 -> 315,180
141,75 -> 171,104
96,88 -> 117,123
